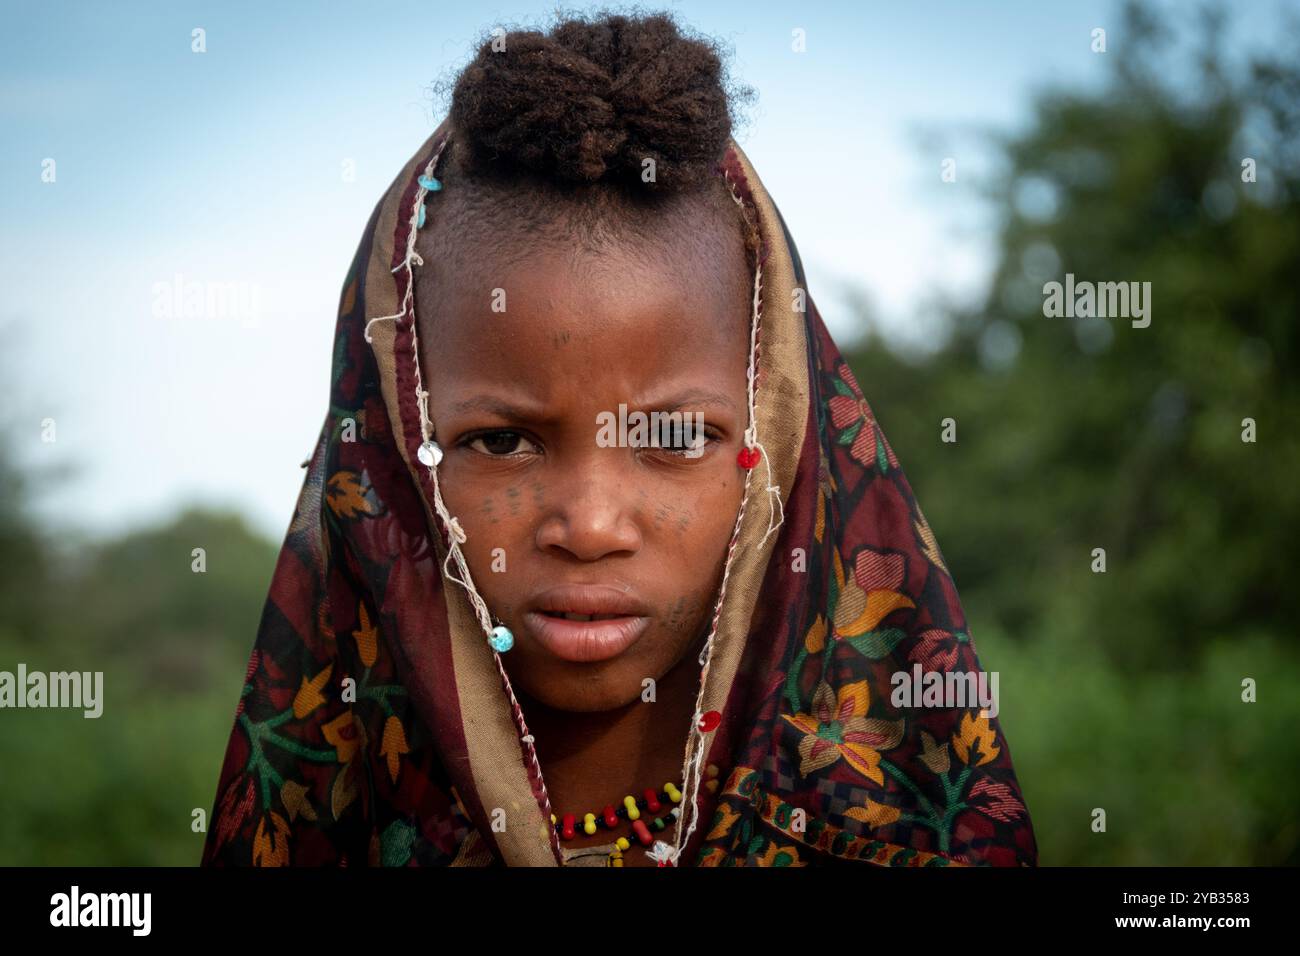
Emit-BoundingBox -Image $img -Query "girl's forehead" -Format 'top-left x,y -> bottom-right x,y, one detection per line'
423,238 -> 749,349
420,248 -> 750,418
416,181 -> 751,310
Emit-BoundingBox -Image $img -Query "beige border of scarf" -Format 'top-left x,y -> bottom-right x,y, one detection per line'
367,124 -> 808,865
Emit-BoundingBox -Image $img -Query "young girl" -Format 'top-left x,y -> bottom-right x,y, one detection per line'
202,12 -> 1036,867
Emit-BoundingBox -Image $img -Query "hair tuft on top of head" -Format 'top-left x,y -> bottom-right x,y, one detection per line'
447,9 -> 751,193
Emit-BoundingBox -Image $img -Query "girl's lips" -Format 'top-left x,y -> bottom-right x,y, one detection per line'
522,611 -> 651,663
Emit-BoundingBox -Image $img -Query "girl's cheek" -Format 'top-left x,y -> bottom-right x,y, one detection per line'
662,595 -> 690,633
660,589 -> 712,638
642,481 -> 705,535
650,475 -> 740,541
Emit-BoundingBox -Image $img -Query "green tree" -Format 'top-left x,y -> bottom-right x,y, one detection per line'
843,2 -> 1300,863
0,434 -> 279,863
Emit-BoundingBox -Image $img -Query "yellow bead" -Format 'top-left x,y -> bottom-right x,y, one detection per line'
611,856 -> 623,867
583,813 -> 597,836
550,814 -> 556,824
624,795 -> 640,820
616,837 -> 630,851
665,783 -> 682,803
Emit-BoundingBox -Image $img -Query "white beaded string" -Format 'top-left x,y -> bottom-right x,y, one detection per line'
387,140 -> 501,643
364,233 -> 426,343
667,162 -> 781,867
743,262 -> 784,549
729,169 -> 784,550
670,467 -> 752,866
380,135 -> 564,863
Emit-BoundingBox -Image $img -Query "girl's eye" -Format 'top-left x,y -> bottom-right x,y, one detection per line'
655,427 -> 722,458
465,430 -> 539,457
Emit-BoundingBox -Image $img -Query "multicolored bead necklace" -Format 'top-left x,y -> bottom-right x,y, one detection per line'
550,782 -> 684,867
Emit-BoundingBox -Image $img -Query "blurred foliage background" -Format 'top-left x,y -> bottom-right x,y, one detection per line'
1,3 -> 1296,864
841,4 -> 1300,865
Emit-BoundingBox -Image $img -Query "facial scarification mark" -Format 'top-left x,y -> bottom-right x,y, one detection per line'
551,329 -> 572,348
664,595 -> 688,632
505,485 -> 522,516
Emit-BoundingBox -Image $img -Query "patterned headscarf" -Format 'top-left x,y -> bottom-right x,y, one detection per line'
201,118 -> 1037,867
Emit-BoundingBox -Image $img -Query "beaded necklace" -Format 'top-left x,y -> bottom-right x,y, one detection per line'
551,782 -> 684,867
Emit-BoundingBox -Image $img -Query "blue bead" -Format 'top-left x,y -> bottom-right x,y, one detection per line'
417,203 -> 426,228
418,175 -> 442,192
488,625 -> 514,653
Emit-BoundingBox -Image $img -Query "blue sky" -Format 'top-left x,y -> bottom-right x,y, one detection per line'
2,0 -> 1292,538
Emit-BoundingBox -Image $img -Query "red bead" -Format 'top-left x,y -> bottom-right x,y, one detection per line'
737,446 -> 761,469
561,813 -> 575,840
631,819 -> 653,846
644,788 -> 661,814
699,709 -> 722,733
603,805 -> 618,828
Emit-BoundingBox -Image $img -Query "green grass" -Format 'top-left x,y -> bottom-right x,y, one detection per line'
975,627 -> 1300,865
0,645 -> 246,866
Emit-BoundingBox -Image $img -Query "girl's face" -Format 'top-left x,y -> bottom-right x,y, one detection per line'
420,219 -> 751,713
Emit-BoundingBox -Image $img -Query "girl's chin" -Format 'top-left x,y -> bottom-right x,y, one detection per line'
513,667 -> 647,714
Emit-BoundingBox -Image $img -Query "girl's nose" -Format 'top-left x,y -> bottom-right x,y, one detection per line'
534,471 -> 643,562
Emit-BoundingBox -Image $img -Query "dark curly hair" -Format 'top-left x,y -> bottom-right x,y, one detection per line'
418,9 -> 759,290
450,10 -> 745,192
